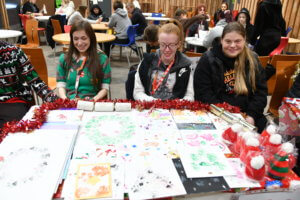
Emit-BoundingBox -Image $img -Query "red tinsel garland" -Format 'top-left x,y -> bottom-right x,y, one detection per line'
0,99 -> 240,143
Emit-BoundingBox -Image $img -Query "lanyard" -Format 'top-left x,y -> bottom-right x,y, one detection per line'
74,57 -> 87,98
151,58 -> 175,95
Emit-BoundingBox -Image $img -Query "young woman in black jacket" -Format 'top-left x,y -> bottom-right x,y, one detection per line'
235,8 -> 254,44
194,22 -> 268,133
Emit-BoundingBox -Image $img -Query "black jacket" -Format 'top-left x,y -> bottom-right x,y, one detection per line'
235,8 -> 254,43
138,52 -> 191,99
130,8 -> 147,36
250,1 -> 286,45
194,44 -> 267,121
22,2 -> 39,14
286,73 -> 300,98
188,19 -> 209,37
88,4 -> 109,22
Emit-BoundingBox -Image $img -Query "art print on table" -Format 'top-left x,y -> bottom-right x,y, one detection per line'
133,109 -> 178,131
179,147 -> 235,178
172,158 -> 229,194
224,158 -> 261,188
176,123 -> 216,130
46,109 -> 84,122
80,112 -> 136,145
126,156 -> 186,200
75,163 -> 112,199
171,110 -> 212,123
180,130 -> 230,153
62,159 -> 124,200
207,112 -> 230,131
0,146 -> 50,188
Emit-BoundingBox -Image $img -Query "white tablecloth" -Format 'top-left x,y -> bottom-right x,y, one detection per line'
143,13 -> 166,17
146,16 -> 171,21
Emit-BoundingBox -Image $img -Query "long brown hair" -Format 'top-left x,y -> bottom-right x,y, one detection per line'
221,22 -> 257,95
66,21 -> 103,89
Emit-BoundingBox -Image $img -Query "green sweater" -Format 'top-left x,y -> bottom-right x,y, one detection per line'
56,52 -> 111,99
0,41 -> 57,103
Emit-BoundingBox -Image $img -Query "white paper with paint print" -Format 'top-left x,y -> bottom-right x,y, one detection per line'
0,130 -> 77,200
179,147 -> 235,178
126,155 -> 186,200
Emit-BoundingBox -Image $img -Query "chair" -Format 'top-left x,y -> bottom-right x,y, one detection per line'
19,19 -> 40,48
267,54 -> 300,94
269,37 -> 289,57
18,14 -> 46,43
110,24 -> 142,67
21,47 -> 56,90
64,25 -> 72,33
51,19 -> 63,35
258,56 -> 270,68
151,13 -> 162,25
268,61 -> 298,117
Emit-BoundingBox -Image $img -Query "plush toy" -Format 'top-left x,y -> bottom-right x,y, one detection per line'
268,150 -> 290,180
222,124 -> 243,144
281,142 -> 296,169
245,154 -> 265,181
260,124 -> 277,146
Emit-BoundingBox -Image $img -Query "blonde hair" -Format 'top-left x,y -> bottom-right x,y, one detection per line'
158,19 -> 184,51
222,22 -> 257,95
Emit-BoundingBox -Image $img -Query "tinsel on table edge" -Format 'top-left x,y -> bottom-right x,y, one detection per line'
0,99 -> 240,143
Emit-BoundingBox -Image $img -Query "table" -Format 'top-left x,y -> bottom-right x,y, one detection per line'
288,37 -> 300,44
143,12 -> 166,17
35,15 -> 50,21
145,16 -> 171,21
52,32 -> 116,45
0,29 -> 22,43
91,23 -> 109,31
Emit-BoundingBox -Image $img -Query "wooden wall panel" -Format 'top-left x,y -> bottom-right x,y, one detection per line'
234,0 -> 300,53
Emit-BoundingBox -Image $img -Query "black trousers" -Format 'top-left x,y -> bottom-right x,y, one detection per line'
104,37 -> 129,57
0,103 -> 30,129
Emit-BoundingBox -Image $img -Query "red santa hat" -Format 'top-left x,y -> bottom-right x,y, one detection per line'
260,124 -> 277,146
281,142 -> 296,169
240,137 -> 260,163
222,123 -> 243,144
245,155 -> 265,181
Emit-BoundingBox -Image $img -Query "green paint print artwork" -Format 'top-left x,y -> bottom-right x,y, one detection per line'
81,113 -> 136,146
179,147 -> 236,178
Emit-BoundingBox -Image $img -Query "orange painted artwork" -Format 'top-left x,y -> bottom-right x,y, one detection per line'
75,163 -> 112,199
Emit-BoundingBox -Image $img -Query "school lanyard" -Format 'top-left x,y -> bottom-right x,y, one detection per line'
74,57 -> 87,98
151,58 -> 175,95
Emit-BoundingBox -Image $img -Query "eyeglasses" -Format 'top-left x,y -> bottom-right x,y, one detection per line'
160,42 -> 178,49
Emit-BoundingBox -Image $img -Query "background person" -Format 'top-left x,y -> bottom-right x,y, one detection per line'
235,8 -> 254,44
55,0 -> 75,19
88,4 -> 109,22
126,2 -> 147,40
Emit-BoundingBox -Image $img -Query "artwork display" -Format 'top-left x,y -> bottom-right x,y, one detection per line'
126,156 -> 186,200
179,147 -> 235,178
75,163 -> 112,199
46,109 -> 84,122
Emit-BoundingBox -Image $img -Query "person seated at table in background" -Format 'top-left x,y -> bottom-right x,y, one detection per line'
194,4 -> 210,22
126,2 -> 147,40
202,10 -> 232,49
0,41 -> 57,129
104,0 -> 132,56
55,0 -> 75,19
22,0 -> 44,16
88,4 -> 109,22
194,22 -> 267,133
250,0 -> 286,56
143,24 -> 159,53
235,8 -> 254,44
213,1 -> 229,25
173,8 -> 207,38
67,5 -> 102,25
133,20 -> 194,101
56,21 -> 111,101
187,5 -> 209,53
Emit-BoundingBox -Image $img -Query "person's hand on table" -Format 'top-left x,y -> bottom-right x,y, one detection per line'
97,17 -> 103,23
245,115 -> 255,125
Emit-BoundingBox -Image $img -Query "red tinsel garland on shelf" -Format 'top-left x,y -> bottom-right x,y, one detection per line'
0,99 -> 240,143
